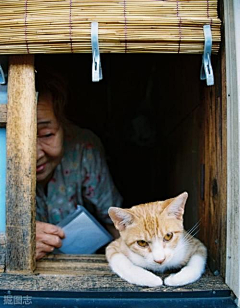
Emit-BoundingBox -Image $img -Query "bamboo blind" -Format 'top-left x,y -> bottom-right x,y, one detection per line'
0,0 -> 221,54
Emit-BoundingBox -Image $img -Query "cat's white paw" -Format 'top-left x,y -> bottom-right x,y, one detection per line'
164,272 -> 196,287
109,253 -> 163,287
125,267 -> 163,287
164,274 -> 187,287
164,264 -> 203,287
143,274 -> 163,287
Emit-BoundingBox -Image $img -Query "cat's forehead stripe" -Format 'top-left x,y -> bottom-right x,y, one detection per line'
130,200 -> 171,215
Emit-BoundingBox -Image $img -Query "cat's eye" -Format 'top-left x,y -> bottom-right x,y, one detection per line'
137,240 -> 149,247
164,232 -> 173,242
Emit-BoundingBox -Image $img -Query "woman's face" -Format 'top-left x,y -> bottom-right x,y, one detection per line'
37,92 -> 64,186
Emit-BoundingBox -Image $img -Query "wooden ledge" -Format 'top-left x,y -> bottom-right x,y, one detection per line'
0,254 -> 230,293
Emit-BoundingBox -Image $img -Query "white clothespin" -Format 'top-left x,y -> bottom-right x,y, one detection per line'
0,64 -> 6,85
91,22 -> 103,82
200,25 -> 214,86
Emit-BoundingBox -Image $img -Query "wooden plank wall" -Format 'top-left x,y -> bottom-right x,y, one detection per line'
199,38 -> 227,276
6,55 -> 36,273
158,52 -> 226,276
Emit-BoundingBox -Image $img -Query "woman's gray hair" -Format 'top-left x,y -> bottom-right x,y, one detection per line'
35,67 -> 69,128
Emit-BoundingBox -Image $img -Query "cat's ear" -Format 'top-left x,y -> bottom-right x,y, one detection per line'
108,207 -> 134,231
165,192 -> 188,220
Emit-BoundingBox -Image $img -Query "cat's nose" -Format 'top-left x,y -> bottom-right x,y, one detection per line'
154,258 -> 166,265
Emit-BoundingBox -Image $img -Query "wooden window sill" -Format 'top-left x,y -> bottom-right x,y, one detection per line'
0,255 -> 230,293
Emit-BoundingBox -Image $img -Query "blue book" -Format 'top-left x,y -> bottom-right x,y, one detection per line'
55,205 -> 113,254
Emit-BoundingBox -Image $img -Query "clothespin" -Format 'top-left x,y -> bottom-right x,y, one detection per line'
200,25 -> 214,86
0,64 -> 6,85
91,22 -> 103,82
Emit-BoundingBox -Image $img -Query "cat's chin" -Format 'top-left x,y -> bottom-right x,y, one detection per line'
126,247 -> 174,273
144,261 -> 171,273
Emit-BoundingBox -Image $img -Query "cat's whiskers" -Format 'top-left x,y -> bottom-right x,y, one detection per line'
173,238 -> 190,255
181,230 -> 193,243
183,221 -> 201,241
184,231 -> 197,242
175,224 -> 201,254
190,229 -> 200,238
172,228 -> 199,255
187,220 -> 201,236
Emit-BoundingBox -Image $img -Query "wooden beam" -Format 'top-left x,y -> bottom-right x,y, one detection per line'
6,55 -> 36,273
0,104 -> 7,127
224,0 -> 240,302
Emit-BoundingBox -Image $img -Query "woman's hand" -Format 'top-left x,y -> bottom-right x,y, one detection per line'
36,221 -> 65,260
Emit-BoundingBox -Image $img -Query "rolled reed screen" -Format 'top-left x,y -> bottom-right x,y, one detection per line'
0,0 -> 221,54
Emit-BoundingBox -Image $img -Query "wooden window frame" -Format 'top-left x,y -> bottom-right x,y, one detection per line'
0,52 -> 230,287
224,0 -> 240,304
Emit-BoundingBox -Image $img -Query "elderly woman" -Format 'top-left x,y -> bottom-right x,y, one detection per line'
36,70 -> 122,260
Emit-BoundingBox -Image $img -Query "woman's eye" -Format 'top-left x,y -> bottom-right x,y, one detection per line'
163,232 -> 173,242
44,133 -> 53,138
137,240 -> 149,247
38,133 -> 53,138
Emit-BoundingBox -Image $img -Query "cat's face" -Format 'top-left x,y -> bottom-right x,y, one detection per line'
109,192 -> 188,268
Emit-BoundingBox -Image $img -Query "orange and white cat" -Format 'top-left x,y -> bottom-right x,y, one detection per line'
106,192 -> 207,287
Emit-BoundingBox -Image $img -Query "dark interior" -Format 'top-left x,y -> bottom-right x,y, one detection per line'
36,53 -> 204,232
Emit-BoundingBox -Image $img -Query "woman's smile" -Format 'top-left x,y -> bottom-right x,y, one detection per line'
36,163 -> 46,173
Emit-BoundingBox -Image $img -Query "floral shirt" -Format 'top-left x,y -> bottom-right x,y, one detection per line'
36,125 -> 122,225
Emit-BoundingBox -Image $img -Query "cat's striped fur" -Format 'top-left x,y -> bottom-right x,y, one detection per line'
106,192 -> 207,287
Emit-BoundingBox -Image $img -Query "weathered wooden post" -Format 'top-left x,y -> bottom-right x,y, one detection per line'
6,55 -> 36,273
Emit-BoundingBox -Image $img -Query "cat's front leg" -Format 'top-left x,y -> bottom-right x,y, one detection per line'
164,254 -> 206,287
109,253 -> 163,287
